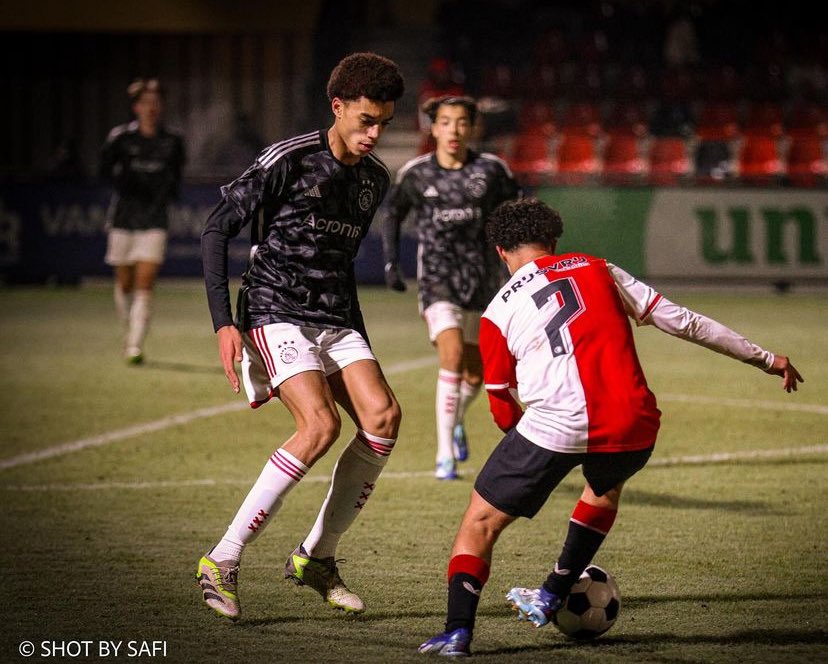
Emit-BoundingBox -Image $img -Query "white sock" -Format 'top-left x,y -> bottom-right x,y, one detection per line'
125,289 -> 152,354
302,429 -> 395,559
456,380 -> 481,426
435,369 -> 461,462
114,284 -> 132,328
211,448 -> 308,563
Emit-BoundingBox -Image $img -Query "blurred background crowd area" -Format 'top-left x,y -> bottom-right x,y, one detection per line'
1,0 -> 826,188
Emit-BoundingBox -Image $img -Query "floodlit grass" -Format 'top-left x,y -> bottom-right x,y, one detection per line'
1,281 -> 826,663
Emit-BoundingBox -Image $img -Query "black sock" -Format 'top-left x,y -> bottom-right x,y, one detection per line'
543,521 -> 606,597
445,572 -> 483,632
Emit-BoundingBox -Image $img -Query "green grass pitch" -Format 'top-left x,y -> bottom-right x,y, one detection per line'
1,281 -> 826,663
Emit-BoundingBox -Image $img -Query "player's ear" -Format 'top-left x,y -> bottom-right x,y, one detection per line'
331,98 -> 344,120
496,246 -> 508,263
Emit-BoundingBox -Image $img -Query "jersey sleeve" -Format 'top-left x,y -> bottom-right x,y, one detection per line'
378,172 -> 416,265
480,315 -> 523,432
608,262 -> 774,370
201,199 -> 249,331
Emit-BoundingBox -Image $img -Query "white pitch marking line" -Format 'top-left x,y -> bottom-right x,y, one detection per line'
3,445 -> 828,492
660,393 -> 828,415
0,355 -> 437,472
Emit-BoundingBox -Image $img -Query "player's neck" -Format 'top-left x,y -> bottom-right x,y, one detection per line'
501,244 -> 555,275
435,147 -> 467,169
138,121 -> 158,138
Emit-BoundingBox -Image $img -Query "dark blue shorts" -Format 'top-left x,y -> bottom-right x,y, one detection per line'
474,428 -> 653,518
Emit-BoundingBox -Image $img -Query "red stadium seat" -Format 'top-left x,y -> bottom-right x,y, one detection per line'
560,102 -> 602,137
648,137 -> 692,185
696,102 -> 741,141
507,132 -> 555,185
605,101 -> 649,138
517,100 -> 557,137
738,135 -> 783,183
603,134 -> 647,184
787,103 -> 828,139
555,133 -> 601,183
744,102 -> 785,138
786,137 -> 826,186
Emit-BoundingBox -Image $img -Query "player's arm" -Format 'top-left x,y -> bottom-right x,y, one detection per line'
202,158 -> 272,391
378,175 -> 414,291
608,263 -> 804,393
480,316 -> 523,431
99,129 -> 121,183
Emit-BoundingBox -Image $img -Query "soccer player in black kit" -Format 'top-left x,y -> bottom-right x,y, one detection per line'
197,53 -> 404,620
379,96 -> 520,480
101,79 -> 185,364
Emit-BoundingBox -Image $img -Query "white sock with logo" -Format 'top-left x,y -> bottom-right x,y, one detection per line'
302,430 -> 395,559
436,369 -> 461,462
456,380 -> 481,426
125,289 -> 152,355
211,448 -> 308,563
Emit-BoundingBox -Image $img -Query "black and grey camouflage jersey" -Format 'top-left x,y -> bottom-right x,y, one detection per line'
202,129 -> 390,335
100,121 -> 185,230
379,150 -> 520,312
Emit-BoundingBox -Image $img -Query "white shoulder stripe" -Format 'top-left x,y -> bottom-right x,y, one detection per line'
395,153 -> 431,183
258,131 -> 320,169
480,152 -> 515,178
485,382 -> 511,391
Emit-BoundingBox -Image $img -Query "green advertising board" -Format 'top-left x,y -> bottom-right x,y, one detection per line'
536,187 -> 828,281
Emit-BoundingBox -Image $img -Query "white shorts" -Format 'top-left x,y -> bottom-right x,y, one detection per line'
241,323 -> 377,408
422,301 -> 482,344
105,228 -> 167,266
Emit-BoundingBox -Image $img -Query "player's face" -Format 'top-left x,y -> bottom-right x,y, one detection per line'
431,104 -> 472,159
331,97 -> 395,164
132,91 -> 162,128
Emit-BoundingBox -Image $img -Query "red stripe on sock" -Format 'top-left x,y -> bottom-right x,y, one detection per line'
571,500 -> 617,535
447,554 -> 490,585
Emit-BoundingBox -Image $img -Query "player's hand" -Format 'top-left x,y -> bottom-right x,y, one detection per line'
217,325 -> 243,393
766,354 -> 803,393
384,261 -> 406,292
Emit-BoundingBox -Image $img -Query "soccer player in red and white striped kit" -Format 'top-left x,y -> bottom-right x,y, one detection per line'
419,198 -> 803,656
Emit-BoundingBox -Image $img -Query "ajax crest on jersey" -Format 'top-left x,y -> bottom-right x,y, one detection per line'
553,565 -> 620,640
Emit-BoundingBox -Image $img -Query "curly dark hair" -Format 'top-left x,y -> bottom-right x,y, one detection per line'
327,52 -> 405,102
421,95 -> 478,125
485,198 -> 563,251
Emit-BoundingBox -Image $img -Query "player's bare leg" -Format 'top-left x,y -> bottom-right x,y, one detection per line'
199,370 -> 340,619
288,359 -> 401,613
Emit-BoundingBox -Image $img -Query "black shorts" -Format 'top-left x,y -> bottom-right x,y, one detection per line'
474,428 -> 653,519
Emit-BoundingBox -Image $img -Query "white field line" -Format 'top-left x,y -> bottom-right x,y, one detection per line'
0,355 -> 437,472
659,393 -> 828,415
0,351 -> 823,472
3,444 -> 828,492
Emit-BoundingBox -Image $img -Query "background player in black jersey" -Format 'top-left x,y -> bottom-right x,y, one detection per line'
379,96 -> 520,480
101,79 -> 185,365
197,53 -> 404,620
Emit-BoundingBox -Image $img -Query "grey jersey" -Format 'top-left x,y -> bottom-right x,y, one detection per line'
379,150 -> 520,311
202,130 -> 390,334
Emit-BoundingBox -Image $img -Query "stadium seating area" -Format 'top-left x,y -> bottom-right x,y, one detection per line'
421,1 -> 827,187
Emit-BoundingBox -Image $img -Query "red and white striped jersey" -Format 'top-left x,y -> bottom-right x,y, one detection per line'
480,253 -> 774,454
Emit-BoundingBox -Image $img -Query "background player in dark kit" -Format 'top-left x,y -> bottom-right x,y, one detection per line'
419,198 -> 803,656
379,95 -> 520,480
101,79 -> 185,364
198,53 -> 404,619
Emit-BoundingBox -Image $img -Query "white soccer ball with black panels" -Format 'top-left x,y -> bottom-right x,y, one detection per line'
552,564 -> 620,639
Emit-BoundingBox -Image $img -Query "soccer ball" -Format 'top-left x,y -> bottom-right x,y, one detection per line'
552,565 -> 620,640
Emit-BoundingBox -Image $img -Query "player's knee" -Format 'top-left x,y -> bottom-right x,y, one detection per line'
363,395 -> 401,439
303,412 -> 342,455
